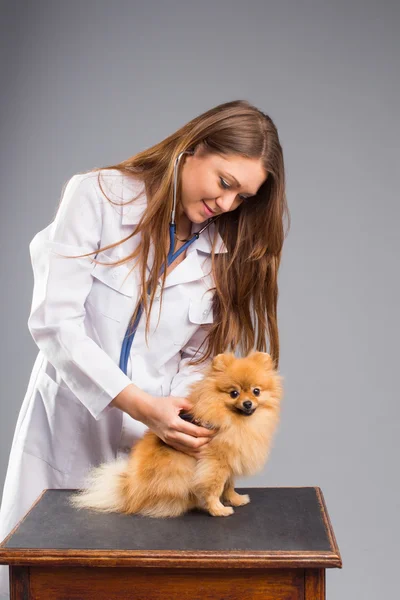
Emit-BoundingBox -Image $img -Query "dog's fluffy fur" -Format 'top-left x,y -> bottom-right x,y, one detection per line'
70,351 -> 283,518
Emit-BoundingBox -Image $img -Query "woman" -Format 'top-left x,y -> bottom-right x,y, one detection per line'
0,99 -> 289,596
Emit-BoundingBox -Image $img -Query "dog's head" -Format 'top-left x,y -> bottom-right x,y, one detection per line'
191,352 -> 283,423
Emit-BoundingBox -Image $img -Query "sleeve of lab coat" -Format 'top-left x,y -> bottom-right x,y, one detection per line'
27,173 -> 133,420
169,324 -> 212,398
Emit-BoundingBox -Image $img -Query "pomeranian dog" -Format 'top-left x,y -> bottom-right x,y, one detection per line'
70,351 -> 283,518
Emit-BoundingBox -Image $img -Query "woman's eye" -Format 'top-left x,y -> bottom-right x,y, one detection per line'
253,388 -> 261,396
220,177 -> 230,190
220,177 -> 248,202
229,390 -> 240,399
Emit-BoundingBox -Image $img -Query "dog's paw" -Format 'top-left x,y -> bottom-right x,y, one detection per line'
224,492 -> 251,507
204,498 -> 235,517
208,503 -> 235,517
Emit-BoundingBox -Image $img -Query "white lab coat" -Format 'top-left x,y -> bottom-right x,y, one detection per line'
0,169 -> 227,597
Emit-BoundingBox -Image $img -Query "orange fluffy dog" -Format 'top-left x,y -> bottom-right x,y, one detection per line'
70,351 -> 283,518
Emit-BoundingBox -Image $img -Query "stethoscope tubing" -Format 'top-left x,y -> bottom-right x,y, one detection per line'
119,151 -> 218,375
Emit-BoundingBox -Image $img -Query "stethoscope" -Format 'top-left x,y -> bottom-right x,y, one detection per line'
119,149 -> 220,375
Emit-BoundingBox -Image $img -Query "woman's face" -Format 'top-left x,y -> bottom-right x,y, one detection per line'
179,145 -> 267,227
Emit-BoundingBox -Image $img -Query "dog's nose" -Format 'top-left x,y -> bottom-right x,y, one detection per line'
243,400 -> 253,410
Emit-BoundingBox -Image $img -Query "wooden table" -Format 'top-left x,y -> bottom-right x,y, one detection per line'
0,487 -> 342,599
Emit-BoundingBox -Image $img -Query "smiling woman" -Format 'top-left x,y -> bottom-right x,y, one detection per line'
178,147 -> 267,230
0,99 -> 289,600
91,100 -> 289,370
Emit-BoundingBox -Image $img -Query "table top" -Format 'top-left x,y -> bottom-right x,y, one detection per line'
0,487 -> 342,569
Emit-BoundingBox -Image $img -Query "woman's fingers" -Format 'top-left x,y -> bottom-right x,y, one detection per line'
175,418 -> 216,439
169,430 -> 213,451
165,416 -> 217,452
145,395 -> 217,455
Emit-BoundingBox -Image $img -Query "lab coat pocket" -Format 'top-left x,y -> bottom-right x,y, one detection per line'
188,296 -> 214,325
153,294 -> 214,370
170,295 -> 214,351
171,295 -> 213,349
22,370 -> 86,475
87,260 -> 137,322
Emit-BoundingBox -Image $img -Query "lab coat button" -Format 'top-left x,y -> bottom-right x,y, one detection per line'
203,309 -> 208,316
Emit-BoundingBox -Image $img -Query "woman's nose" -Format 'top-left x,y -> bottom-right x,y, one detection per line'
215,192 -> 238,212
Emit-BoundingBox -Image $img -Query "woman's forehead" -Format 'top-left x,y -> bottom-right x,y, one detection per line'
207,153 -> 267,195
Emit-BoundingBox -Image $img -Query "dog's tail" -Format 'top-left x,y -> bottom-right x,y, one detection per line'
69,457 -> 129,513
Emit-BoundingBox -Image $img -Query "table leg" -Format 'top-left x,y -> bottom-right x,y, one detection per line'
9,566 -> 30,599
305,568 -> 325,599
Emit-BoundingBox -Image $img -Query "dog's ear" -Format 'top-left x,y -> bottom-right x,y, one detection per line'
249,351 -> 274,370
212,353 -> 236,372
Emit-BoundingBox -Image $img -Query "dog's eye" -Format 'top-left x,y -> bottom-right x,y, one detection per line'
229,390 -> 240,399
253,388 -> 261,396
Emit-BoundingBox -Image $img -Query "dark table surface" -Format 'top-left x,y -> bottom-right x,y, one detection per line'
0,487 -> 342,568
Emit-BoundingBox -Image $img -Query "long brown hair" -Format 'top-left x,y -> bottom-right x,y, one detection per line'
67,100 -> 290,368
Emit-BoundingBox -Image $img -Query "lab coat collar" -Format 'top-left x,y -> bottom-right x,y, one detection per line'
162,248 -> 205,288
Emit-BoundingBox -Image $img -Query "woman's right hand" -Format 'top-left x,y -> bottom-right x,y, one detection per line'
134,393 -> 216,459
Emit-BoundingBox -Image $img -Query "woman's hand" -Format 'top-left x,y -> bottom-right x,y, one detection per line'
135,394 -> 216,459
111,384 -> 216,459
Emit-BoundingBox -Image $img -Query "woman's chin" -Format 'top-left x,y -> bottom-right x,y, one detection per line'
186,212 -> 208,225
180,202 -> 210,225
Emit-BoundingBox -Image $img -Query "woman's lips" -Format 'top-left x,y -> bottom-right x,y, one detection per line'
202,200 -> 215,216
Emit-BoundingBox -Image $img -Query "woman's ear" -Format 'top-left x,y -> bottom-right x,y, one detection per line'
212,353 -> 236,372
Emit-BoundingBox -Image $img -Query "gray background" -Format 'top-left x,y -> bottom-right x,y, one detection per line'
1,1 -> 398,598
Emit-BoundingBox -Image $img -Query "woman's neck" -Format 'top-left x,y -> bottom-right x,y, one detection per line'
175,206 -> 192,240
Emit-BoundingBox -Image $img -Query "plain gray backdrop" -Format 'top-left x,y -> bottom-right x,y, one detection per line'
1,1 -> 399,598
